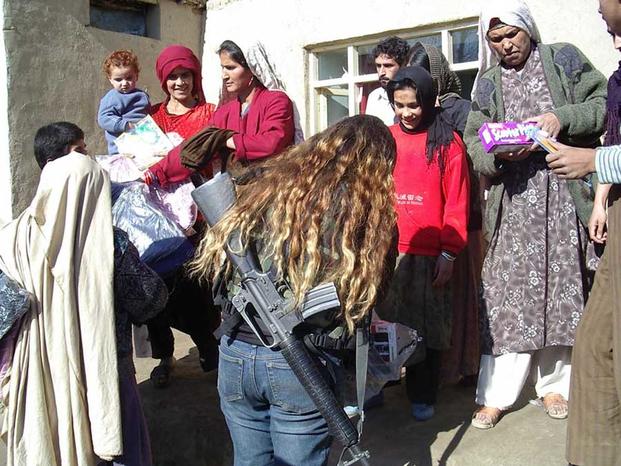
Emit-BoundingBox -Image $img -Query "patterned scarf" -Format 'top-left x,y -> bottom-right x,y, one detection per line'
408,42 -> 462,101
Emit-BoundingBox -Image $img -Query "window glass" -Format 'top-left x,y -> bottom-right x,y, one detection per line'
356,44 -> 376,76
311,24 -> 478,132
451,27 -> 478,63
90,5 -> 148,36
318,49 -> 348,80
408,33 -> 441,50
317,85 -> 349,127
357,81 -> 380,115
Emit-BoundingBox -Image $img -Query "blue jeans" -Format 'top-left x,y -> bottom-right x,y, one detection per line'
218,336 -> 331,466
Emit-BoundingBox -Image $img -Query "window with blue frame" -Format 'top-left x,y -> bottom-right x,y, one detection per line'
90,0 -> 158,38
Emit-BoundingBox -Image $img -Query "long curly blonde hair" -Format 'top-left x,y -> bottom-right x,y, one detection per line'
190,114 -> 397,332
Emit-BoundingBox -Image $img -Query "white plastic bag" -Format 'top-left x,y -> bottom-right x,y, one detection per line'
365,319 -> 419,397
96,154 -> 144,183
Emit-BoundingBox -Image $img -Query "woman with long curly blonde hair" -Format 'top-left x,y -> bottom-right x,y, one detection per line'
191,114 -> 397,466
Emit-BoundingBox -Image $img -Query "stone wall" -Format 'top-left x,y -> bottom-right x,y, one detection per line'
1,0 -> 205,219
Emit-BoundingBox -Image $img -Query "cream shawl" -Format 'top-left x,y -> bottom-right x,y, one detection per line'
0,153 -> 122,465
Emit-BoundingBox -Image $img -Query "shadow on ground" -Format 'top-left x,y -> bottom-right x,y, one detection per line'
138,347 -> 233,466
136,337 -> 566,466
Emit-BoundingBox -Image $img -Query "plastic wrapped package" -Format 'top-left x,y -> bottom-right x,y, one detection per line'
0,270 -> 32,381
149,181 -> 197,231
111,181 -> 194,277
99,155 -> 197,231
96,154 -> 144,183
115,115 -> 174,167
364,322 -> 419,399
0,270 -> 31,340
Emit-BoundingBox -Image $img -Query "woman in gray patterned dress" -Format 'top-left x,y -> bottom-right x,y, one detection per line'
463,0 -> 607,429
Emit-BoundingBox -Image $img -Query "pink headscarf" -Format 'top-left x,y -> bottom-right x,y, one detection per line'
155,44 -> 205,102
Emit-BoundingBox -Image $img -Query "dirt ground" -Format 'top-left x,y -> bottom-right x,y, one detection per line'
135,331 -> 568,466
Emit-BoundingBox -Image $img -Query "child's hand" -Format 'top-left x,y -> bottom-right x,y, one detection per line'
125,122 -> 135,131
432,255 -> 454,288
589,204 -> 608,244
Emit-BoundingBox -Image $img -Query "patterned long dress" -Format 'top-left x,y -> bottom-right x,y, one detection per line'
480,46 -> 596,356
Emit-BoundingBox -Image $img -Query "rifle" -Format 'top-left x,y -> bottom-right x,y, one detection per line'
191,172 -> 370,466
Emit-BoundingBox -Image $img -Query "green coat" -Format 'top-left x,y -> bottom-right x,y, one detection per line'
463,42 -> 607,240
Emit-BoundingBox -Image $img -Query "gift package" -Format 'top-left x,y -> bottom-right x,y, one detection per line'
478,121 -> 538,153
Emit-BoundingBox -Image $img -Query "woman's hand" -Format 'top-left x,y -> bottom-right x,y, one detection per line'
589,203 -> 608,244
432,254 -> 454,288
495,147 -> 531,162
527,112 -> 561,139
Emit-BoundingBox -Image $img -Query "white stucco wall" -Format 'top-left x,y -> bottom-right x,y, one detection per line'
0,0 -> 10,225
4,0 -> 205,217
202,0 -> 617,137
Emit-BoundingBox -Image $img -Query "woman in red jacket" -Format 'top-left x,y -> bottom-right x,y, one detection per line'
377,65 -> 469,421
146,40 -> 297,186
144,45 -> 220,389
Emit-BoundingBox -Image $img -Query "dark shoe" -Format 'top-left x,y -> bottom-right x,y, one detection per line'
412,403 -> 434,421
150,357 -> 175,388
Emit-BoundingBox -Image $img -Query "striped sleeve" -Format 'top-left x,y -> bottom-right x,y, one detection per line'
596,146 -> 621,184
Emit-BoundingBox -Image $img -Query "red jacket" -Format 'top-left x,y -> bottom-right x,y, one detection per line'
390,124 -> 470,256
211,86 -> 294,161
148,87 -> 294,187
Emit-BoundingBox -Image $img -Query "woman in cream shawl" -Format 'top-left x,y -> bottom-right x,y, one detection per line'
0,152 -> 122,465
463,0 -> 606,429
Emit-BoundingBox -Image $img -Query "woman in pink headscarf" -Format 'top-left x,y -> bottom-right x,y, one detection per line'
144,45 -> 220,388
146,45 -> 216,187
150,44 -> 215,140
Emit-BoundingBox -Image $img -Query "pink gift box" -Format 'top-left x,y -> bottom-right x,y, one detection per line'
478,121 -> 538,153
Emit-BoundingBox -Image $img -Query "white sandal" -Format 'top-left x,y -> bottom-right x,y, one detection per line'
471,407 -> 503,429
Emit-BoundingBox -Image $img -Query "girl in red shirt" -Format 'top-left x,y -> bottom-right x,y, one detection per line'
377,65 -> 469,421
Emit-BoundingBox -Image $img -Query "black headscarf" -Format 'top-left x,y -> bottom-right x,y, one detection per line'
387,65 -> 455,170
605,60 -> 621,146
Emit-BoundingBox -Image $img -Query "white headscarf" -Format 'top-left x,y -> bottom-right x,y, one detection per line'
472,0 -> 541,98
220,39 -> 304,143
0,153 -> 121,464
